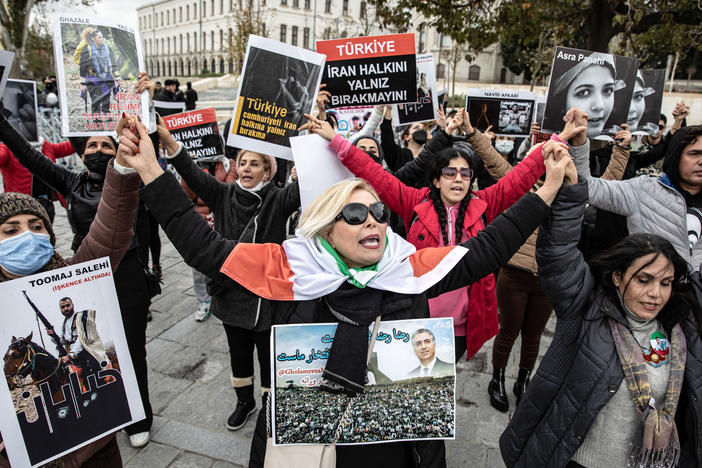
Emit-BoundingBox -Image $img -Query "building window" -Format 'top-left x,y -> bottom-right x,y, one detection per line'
418,23 -> 426,54
293,0 -> 299,7
219,29 -> 223,49
280,24 -> 287,43
468,64 -> 481,81
262,23 -> 266,36
360,1 -> 366,18
436,63 -> 446,79
160,12 -> 163,26
291,26 -> 298,46
186,5 -> 190,20
343,0 -> 348,15
194,32 -> 198,51
210,31 -> 214,50
167,10 -> 170,25
323,27 -> 331,40
187,35 -> 190,52
193,3 -> 197,19
303,27 -> 310,49
173,8 -> 176,23
202,32 -> 206,50
340,30 -> 347,38
179,7 -> 182,22
281,0 -> 287,5
202,1 -> 206,17
220,0 -> 224,13
180,34 -> 183,53
324,0 -> 331,13
211,0 -> 215,14
304,0 -> 310,8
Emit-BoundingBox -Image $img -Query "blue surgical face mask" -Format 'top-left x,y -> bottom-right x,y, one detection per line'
495,140 -> 515,155
0,231 -> 54,276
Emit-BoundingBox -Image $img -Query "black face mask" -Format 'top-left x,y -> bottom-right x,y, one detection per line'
364,150 -> 381,163
83,151 -> 111,177
411,129 -> 427,145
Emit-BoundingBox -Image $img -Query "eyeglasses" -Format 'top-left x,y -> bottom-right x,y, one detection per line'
335,202 -> 388,225
658,124 -> 666,131
441,166 -> 472,179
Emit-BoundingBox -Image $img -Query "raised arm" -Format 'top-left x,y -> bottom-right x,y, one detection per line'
0,113 -> 76,196
69,159 -> 141,271
394,126 -> 453,187
379,109 -> 410,171
600,126 -> 632,181
535,182 -> 595,319
351,105 -> 384,142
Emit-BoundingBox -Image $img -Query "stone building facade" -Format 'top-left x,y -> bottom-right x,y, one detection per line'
137,0 -> 517,84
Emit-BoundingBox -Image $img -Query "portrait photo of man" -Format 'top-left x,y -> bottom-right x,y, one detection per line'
408,328 -> 453,378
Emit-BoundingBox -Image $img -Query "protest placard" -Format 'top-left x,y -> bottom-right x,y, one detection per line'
543,46 -> 638,139
52,14 -> 149,136
466,89 -> 535,137
629,69 -> 665,136
392,54 -> 438,126
161,107 -> 224,161
228,35 -> 325,160
290,134 -> 353,211
531,96 -> 551,145
154,100 -> 186,117
271,317 -> 455,445
0,258 -> 144,467
317,33 -> 417,108
0,50 -> 15,99
1,79 -> 39,143
329,105 -> 374,139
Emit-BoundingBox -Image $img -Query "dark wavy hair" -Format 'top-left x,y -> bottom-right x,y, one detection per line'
590,233 -> 691,330
425,147 -> 475,246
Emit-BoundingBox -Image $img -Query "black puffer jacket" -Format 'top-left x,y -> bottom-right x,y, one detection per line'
140,169 -> 550,468
499,181 -> 702,467
166,145 -> 300,330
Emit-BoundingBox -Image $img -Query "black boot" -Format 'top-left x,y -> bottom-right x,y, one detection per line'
227,384 -> 256,431
513,369 -> 532,406
487,368 -> 509,412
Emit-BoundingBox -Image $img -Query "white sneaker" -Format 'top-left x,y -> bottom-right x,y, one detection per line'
195,302 -> 211,322
128,431 -> 150,448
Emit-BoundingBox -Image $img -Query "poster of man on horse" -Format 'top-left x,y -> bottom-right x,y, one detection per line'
0,257 -> 144,467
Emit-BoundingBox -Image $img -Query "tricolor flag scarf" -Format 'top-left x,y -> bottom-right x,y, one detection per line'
219,228 -> 469,301
220,228 -> 468,394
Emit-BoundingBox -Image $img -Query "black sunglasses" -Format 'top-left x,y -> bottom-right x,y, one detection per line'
335,202 -> 388,225
441,166 -> 472,179
658,124 -> 666,130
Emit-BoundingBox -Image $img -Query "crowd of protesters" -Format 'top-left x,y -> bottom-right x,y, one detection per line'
1,33 -> 701,468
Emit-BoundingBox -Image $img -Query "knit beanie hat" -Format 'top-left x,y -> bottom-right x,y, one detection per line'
235,150 -> 277,182
0,192 -> 56,245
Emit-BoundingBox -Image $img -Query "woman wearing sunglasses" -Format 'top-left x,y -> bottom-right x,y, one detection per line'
300,110 -> 586,366
116,113 -> 573,467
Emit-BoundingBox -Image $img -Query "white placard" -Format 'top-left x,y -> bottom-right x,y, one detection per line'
0,257 -> 145,467
392,53 -> 439,126
290,133 -> 354,211
2,79 -> 39,143
465,88 -> 536,137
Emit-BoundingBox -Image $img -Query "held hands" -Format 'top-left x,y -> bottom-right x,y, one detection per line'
672,101 -> 689,120
116,114 -> 164,184
536,142 -> 576,205
614,123 -> 632,148
558,108 -> 588,146
299,114 -> 336,140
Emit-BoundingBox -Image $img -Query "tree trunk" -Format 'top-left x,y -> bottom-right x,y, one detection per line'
585,0 -> 616,52
669,51 -> 680,92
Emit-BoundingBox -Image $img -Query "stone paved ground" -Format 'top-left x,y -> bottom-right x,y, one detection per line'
48,202 -> 556,468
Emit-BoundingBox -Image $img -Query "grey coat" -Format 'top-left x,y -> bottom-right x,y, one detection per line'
572,137 -> 702,270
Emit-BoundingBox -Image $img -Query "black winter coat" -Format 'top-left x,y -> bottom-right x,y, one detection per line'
167,145 -> 300,330
140,169 -> 551,468
499,181 -> 702,467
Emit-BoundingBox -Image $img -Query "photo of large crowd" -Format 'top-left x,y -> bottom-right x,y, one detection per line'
274,377 -> 454,444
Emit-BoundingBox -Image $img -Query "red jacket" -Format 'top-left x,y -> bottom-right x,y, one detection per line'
333,135 -> 546,359
0,140 -> 75,206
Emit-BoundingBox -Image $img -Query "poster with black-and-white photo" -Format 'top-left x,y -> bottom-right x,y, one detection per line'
0,258 -> 144,467
1,79 -> 39,143
317,34 -> 417,108
629,69 -> 665,136
543,46 -> 639,140
0,50 -> 15,100
438,88 -> 447,110
466,89 -> 535,137
228,35 -> 324,161
392,54 -> 438,126
272,317 -> 455,446
532,96 -> 551,145
52,14 -> 149,136
154,100 -> 185,117
161,107 -> 224,161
